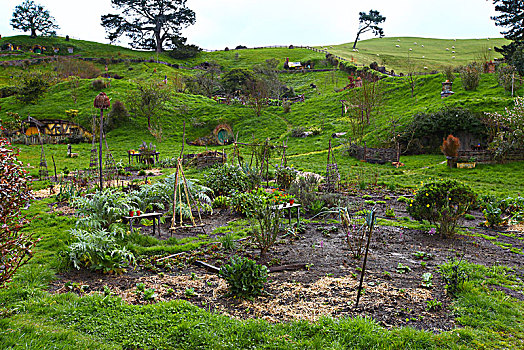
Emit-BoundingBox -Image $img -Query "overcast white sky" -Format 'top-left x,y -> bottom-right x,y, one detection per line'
0,0 -> 504,50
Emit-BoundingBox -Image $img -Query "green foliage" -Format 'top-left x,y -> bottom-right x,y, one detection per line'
167,44 -> 201,59
219,255 -> 268,298
0,139 -> 37,289
407,180 -> 477,237
438,257 -> 469,296
72,189 -> 134,229
16,70 -> 54,104
401,107 -> 486,154
204,164 -> 249,196
275,165 -> 297,190
426,299 -> 442,311
219,233 -> 236,251
230,189 -> 267,216
67,227 -> 135,274
397,196 -> 410,203
212,195 -> 230,209
484,97 -> 524,160
106,100 -> 130,130
221,68 -> 256,95
460,63 -> 481,91
443,66 -> 456,82
421,272 -> 433,288
497,65 -> 522,92
249,202 -> 282,256
353,10 -> 386,49
396,263 -> 412,274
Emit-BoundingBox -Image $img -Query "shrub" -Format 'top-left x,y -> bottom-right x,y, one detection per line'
55,57 -> 101,79
106,100 -> 130,130
443,65 -> 456,82
72,189 -> 135,229
484,97 -> 524,160
407,180 -> 477,238
168,44 -> 201,59
0,139 -> 38,288
249,202 -> 282,256
92,79 -> 108,91
440,134 -> 460,158
67,227 -> 135,274
204,164 -> 249,196
219,255 -> 268,298
0,86 -> 17,98
439,257 -> 469,296
212,195 -> 230,209
275,165 -> 297,190
460,63 -> 481,91
16,70 -> 54,104
400,107 -> 487,154
497,65 -> 522,92
229,188 -> 268,216
291,126 -> 306,137
283,101 -> 291,113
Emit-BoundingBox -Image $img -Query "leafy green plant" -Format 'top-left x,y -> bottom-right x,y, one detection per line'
72,189 -> 134,229
248,203 -> 282,256
407,179 -> 477,238
275,165 -> 297,190
184,288 -> 195,297
385,206 -> 395,218
460,62 -> 481,91
219,255 -> 268,298
421,273 -> 433,288
439,257 -> 470,296
426,299 -> 442,311
212,195 -> 230,209
396,263 -> 411,274
143,288 -> 157,301
413,251 -> 433,261
397,196 -> 410,203
67,228 -> 135,274
219,233 -> 236,251
204,164 -> 249,196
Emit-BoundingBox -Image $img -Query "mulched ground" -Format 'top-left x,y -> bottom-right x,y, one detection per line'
48,189 -> 524,333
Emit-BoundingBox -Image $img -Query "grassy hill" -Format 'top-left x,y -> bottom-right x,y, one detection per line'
321,37 -> 511,73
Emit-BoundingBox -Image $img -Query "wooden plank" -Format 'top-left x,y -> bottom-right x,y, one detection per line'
195,260 -> 220,273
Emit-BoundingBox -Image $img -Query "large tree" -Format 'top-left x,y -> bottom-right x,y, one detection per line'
352,10 -> 386,49
101,0 -> 196,53
10,0 -> 59,38
492,0 -> 524,74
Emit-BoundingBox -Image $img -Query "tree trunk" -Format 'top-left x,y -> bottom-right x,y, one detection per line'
31,28 -> 37,38
352,33 -> 360,49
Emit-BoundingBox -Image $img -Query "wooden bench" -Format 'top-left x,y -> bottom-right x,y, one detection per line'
271,203 -> 301,224
123,212 -> 162,236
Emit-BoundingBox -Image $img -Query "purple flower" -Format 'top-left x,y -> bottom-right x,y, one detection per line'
320,240 -> 324,248
428,228 -> 436,235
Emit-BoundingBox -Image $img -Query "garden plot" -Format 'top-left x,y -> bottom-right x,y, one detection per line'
48,191 -> 524,333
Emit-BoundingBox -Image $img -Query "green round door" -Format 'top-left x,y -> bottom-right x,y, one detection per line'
217,129 -> 229,144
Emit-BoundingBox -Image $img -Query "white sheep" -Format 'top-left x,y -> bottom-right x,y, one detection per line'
424,67 -> 428,70
397,39 -> 401,42
409,48 -> 412,51
452,51 -> 456,53
446,48 -> 450,51
396,44 -> 400,48
422,56 -> 425,58
452,56 -> 456,59
421,45 -> 424,48
452,46 -> 455,49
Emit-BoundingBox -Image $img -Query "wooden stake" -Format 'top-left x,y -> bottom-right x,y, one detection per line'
355,211 -> 376,308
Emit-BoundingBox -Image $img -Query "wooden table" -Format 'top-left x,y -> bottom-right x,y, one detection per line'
123,212 -> 162,236
127,151 -> 160,165
271,203 -> 301,224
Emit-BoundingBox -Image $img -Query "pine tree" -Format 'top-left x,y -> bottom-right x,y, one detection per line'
491,0 -> 524,74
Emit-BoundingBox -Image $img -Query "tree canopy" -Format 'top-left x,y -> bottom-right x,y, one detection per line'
353,10 -> 386,49
10,0 -> 59,38
492,0 -> 524,74
101,0 -> 196,53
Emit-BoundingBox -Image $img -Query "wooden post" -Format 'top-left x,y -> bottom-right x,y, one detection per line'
52,155 -> 57,182
355,211 -> 376,308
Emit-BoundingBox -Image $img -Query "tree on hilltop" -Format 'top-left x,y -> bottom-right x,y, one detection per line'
352,10 -> 386,49
10,0 -> 59,38
101,0 -> 196,53
491,0 -> 524,74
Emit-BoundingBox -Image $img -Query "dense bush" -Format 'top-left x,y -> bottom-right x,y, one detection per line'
275,165 -> 297,189
67,227 -> 135,274
460,63 -> 481,91
221,68 -> 255,95
0,139 -> 38,288
443,65 -> 456,82
16,70 -> 54,104
106,100 -> 130,130
219,255 -> 268,298
497,65 -> 522,92
55,57 -> 101,79
484,97 -> 524,160
229,189 -> 268,216
249,201 -> 283,256
400,107 -> 487,154
167,44 -> 201,59
407,180 -> 477,238
92,79 -> 109,91
0,86 -> 17,98
204,164 -> 249,196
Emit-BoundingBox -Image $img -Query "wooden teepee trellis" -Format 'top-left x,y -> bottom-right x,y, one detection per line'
28,117 -> 48,179
170,158 -> 205,233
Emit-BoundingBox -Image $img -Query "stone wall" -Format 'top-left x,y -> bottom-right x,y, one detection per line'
347,143 -> 397,164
